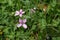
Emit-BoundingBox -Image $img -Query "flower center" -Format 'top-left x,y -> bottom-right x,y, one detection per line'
20,11 -> 22,14
20,20 -> 24,24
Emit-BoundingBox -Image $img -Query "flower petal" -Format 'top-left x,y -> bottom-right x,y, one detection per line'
19,19 -> 22,23
17,24 -> 22,28
19,14 -> 22,17
23,24 -> 27,29
23,19 -> 27,23
20,9 -> 23,12
15,11 -> 19,16
22,11 -> 25,14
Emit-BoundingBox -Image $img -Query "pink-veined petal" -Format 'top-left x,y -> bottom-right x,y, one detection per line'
20,9 -> 23,12
19,19 -> 22,23
15,11 -> 19,16
23,24 -> 27,29
17,24 -> 22,28
23,19 -> 27,23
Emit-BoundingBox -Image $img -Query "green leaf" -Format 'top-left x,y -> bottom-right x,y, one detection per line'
31,25 -> 36,31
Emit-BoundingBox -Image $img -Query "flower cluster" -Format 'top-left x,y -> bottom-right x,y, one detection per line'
15,7 -> 36,29
15,9 -> 27,29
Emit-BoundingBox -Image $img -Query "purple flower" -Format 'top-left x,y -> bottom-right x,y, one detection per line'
15,9 -> 25,17
17,19 -> 27,29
